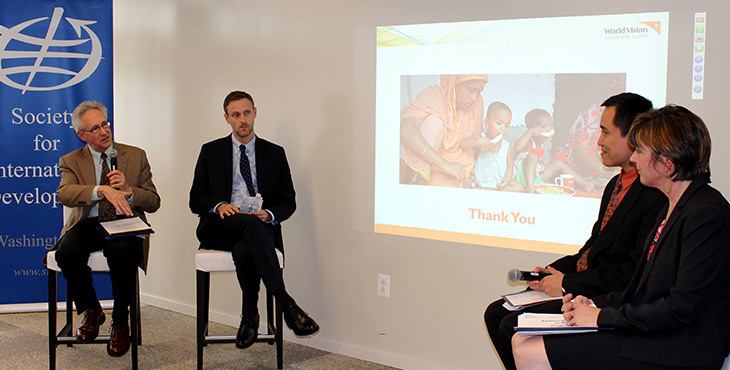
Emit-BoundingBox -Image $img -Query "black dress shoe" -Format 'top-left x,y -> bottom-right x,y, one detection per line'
283,301 -> 319,337
77,309 -> 106,342
107,322 -> 130,357
236,313 -> 259,349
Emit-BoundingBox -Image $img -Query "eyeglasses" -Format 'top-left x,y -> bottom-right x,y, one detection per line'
81,121 -> 111,135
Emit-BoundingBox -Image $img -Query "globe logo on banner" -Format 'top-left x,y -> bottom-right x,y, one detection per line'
0,7 -> 102,94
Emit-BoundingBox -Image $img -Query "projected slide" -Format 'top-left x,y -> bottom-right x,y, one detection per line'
375,12 -> 669,254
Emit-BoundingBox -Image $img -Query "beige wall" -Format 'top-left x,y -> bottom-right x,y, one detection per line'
113,1 -> 730,368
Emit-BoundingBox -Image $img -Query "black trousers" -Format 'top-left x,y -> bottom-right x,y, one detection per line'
54,218 -> 142,323
484,298 -> 564,370
197,213 -> 284,318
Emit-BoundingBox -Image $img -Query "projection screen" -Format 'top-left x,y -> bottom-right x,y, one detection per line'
375,11 -> 707,254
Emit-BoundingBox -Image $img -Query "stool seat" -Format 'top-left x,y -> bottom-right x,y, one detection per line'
195,249 -> 236,272
195,249 -> 284,272
47,250 -> 110,272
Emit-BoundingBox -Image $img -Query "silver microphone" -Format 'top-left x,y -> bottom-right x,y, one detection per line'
108,148 -> 118,171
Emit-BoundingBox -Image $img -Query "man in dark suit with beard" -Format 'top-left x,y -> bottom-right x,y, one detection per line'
189,91 -> 319,350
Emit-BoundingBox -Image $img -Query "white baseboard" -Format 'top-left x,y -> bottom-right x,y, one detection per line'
0,300 -> 114,314
140,293 -> 241,327
286,335 -> 458,370
141,294 -> 456,370
141,293 -> 195,317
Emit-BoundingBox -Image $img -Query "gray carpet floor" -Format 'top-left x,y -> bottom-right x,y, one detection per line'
0,305 -> 401,370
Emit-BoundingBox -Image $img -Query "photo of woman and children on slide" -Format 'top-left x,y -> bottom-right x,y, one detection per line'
399,73 -> 626,198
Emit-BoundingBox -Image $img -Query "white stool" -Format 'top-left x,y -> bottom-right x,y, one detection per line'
47,250 -> 141,370
195,249 -> 283,370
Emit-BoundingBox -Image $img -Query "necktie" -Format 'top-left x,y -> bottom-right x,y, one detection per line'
576,175 -> 624,272
599,175 -> 623,232
239,145 -> 256,196
98,153 -> 116,221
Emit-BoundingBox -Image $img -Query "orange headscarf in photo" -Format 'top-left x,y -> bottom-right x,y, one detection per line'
402,74 -> 488,184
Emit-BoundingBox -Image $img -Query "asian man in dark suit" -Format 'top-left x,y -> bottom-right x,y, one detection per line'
484,93 -> 665,370
189,90 -> 319,350
54,101 -> 160,357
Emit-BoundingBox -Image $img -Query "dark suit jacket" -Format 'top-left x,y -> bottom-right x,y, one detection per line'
56,142 -> 161,269
189,135 -> 296,251
550,174 -> 666,297
595,173 -> 730,367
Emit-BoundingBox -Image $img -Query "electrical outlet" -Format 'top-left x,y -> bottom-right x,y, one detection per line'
377,274 -> 390,298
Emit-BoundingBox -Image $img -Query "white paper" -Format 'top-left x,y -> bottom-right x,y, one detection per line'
502,290 -> 561,308
99,216 -> 152,235
503,301 -> 523,312
516,313 -> 598,335
239,194 -> 263,213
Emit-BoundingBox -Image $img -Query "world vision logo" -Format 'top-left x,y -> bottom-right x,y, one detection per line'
0,7 -> 103,94
638,21 -> 661,35
603,20 -> 661,40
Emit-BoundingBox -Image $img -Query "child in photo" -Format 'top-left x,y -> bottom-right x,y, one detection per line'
474,102 -> 522,191
513,109 -> 595,193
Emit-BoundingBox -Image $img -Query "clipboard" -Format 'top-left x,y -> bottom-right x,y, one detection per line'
97,216 -> 154,239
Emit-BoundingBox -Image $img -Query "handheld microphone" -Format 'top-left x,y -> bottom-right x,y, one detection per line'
108,149 -> 118,171
508,268 -> 550,282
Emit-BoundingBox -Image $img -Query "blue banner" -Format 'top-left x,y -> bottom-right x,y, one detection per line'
0,0 -> 113,305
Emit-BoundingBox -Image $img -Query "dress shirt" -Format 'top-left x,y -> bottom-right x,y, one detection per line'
614,167 -> 638,204
231,134 -> 258,204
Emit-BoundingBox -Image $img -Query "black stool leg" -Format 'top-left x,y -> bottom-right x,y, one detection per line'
276,296 -> 283,370
196,270 -> 210,370
131,270 -> 139,370
65,281 -> 74,347
267,292 -> 274,344
49,270 -> 57,370
136,270 -> 142,345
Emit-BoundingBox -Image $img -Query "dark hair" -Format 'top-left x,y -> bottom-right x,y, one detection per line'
628,105 -> 711,181
601,92 -> 653,136
486,101 -> 512,119
524,109 -> 551,129
223,91 -> 255,115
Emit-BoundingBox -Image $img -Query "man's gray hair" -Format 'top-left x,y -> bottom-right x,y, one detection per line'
71,101 -> 108,132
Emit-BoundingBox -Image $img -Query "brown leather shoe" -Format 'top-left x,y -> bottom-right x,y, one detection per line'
107,322 -> 130,357
77,309 -> 106,342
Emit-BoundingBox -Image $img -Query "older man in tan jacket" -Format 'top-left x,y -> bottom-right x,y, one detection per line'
53,101 -> 160,357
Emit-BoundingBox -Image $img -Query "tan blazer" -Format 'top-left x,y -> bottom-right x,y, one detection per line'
56,142 -> 161,270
